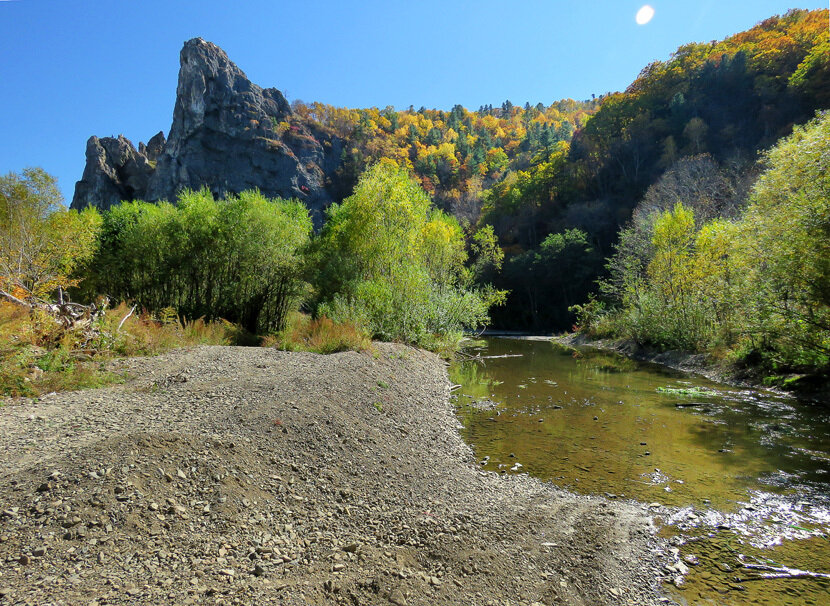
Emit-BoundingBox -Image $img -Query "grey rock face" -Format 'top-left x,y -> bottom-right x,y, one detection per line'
72,135 -> 154,211
72,38 -> 338,223
138,131 -> 166,162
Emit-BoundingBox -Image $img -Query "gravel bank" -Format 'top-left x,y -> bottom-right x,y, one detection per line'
0,344 -> 672,605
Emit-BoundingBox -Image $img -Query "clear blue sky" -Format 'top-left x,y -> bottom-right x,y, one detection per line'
1,1 -> 826,202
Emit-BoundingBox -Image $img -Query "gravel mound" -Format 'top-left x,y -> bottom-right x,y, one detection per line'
0,344 -> 672,605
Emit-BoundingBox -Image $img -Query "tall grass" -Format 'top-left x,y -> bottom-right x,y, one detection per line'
0,302 -> 247,398
264,312 -> 372,354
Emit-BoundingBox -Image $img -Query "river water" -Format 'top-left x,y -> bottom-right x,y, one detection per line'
449,337 -> 830,605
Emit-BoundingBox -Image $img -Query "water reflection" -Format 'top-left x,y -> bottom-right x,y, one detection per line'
450,338 -> 830,605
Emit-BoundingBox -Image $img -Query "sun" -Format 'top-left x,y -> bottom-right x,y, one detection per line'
636,5 -> 655,25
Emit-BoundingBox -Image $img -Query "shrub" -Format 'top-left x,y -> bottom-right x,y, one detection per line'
264,312 -> 371,354
313,163 -> 504,350
86,189 -> 312,334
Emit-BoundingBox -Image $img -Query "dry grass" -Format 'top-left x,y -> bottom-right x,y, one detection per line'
99,303 -> 252,356
264,312 -> 372,354
0,302 -> 248,398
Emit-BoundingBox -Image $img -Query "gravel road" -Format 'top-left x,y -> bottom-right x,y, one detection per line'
0,344 -> 674,605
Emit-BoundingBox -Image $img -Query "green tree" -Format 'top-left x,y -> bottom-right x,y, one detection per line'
314,163 -> 504,349
0,168 -> 101,302
89,189 -> 311,333
735,112 -> 830,367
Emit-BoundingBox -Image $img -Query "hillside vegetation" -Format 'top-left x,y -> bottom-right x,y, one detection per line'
1,9 -> 828,394
575,113 -> 830,377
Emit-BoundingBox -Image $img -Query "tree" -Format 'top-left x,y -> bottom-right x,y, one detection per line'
735,112 -> 830,367
502,229 -> 599,330
0,168 -> 100,303
314,163 -> 504,348
88,189 -> 311,333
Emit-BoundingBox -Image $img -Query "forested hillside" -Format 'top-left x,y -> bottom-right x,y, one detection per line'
288,98 -> 598,223
469,8 -> 829,331
278,9 -> 827,334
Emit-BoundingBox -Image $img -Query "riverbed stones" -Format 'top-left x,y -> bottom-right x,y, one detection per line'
0,344 -> 671,605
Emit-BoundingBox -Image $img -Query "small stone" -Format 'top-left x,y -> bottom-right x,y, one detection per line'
177,469 -> 187,480
323,579 -> 340,593
333,563 -> 345,572
389,588 -> 407,606
19,554 -> 31,565
98,552 -> 106,565
252,564 -> 266,577
32,547 -> 46,557
342,543 -> 359,553
429,576 -> 441,587
148,502 -> 159,511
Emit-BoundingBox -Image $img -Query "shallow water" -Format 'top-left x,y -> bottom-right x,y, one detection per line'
450,337 -> 830,605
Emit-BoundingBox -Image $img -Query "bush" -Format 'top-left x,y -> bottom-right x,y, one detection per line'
86,189 -> 312,334
313,163 -> 504,350
264,312 -> 371,354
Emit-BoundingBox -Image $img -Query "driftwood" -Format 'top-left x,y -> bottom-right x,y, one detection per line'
0,287 -> 108,335
117,305 -> 137,331
742,563 -> 830,581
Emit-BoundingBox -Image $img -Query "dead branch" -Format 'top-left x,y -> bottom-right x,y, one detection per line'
118,305 -> 137,331
0,288 -> 34,309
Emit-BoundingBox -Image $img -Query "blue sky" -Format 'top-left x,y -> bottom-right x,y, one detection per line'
0,1 -> 826,202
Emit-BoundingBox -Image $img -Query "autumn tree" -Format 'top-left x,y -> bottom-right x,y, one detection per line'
314,163 -> 504,349
0,168 -> 101,304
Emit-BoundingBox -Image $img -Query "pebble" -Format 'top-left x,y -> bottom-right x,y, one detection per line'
0,344 -> 669,605
389,588 -> 408,605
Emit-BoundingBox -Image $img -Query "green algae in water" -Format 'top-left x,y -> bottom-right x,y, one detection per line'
657,385 -> 719,397
450,337 -> 830,606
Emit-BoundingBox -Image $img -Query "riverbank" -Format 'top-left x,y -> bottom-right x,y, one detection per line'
0,344 -> 672,605
554,333 -> 830,403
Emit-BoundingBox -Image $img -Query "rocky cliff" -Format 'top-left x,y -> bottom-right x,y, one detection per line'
72,38 -> 341,222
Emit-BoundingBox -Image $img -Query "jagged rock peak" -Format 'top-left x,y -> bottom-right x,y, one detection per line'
72,38 -> 338,221
168,38 -> 291,144
71,135 -> 154,211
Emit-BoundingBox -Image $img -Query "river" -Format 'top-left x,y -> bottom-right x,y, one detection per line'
449,337 -> 830,605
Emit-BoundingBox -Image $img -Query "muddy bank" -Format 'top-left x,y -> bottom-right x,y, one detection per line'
0,344 -> 672,605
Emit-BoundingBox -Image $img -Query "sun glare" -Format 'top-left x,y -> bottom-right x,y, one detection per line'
636,5 -> 655,25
